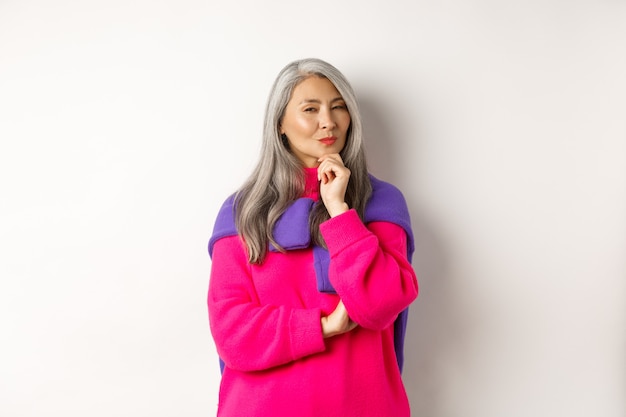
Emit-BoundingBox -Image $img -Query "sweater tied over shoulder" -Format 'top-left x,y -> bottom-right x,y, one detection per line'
208,174 -> 415,371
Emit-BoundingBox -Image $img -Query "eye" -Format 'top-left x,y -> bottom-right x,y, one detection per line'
303,107 -> 317,113
332,105 -> 346,110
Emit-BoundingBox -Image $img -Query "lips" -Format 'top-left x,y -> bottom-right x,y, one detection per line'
319,137 -> 337,145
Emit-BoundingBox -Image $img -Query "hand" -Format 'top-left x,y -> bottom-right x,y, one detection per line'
321,300 -> 358,338
317,154 -> 350,217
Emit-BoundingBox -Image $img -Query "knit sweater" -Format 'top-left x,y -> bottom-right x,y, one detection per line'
207,168 -> 419,417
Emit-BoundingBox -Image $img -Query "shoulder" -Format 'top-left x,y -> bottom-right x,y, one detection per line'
369,175 -> 406,199
365,175 -> 414,259
366,175 -> 410,220
208,194 -> 238,257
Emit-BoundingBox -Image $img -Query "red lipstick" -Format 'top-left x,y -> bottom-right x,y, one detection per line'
319,136 -> 337,145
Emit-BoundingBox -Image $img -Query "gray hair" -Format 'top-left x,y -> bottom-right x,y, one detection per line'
235,58 -> 372,264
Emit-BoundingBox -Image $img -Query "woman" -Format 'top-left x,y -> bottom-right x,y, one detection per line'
207,58 -> 418,417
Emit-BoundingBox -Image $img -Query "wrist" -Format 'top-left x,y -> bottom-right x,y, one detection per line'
326,202 -> 349,218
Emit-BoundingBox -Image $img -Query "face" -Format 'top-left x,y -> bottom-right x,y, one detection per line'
279,76 -> 351,168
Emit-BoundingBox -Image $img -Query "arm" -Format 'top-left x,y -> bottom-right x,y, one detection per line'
207,236 -> 326,372
320,210 -> 418,331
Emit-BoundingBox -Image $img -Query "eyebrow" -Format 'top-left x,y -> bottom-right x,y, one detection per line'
298,97 -> 345,105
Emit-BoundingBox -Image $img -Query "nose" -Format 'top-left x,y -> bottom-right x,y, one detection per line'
319,107 -> 336,130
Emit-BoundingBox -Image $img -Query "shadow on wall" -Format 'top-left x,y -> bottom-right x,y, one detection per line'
359,96 -> 470,416
358,94 -> 399,180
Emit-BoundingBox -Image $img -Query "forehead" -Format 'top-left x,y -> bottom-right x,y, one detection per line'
290,76 -> 343,102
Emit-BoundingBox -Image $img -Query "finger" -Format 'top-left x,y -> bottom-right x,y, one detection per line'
319,163 -> 332,183
318,161 -> 336,183
319,158 -> 342,176
347,320 -> 358,332
317,154 -> 344,168
320,165 -> 345,185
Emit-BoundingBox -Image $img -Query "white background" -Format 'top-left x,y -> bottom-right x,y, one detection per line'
1,0 -> 624,416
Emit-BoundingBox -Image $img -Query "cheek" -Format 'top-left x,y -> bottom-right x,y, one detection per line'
292,115 -> 316,132
340,114 -> 352,131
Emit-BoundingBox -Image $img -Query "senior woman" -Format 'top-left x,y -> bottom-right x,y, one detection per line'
208,58 -> 418,417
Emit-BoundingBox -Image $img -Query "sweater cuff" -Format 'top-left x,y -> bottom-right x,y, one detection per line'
289,308 -> 326,360
319,209 -> 371,255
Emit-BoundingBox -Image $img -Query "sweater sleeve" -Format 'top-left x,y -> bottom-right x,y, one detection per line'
207,236 -> 326,372
320,209 -> 418,331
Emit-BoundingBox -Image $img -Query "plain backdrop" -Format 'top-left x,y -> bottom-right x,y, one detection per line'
1,0 -> 624,416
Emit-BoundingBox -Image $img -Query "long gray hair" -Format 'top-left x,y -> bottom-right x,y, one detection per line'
235,58 -> 372,264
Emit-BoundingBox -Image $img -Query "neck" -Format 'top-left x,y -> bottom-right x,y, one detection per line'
303,167 -> 320,201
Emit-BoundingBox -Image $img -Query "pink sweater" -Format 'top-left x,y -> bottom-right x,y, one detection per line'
208,168 -> 418,417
